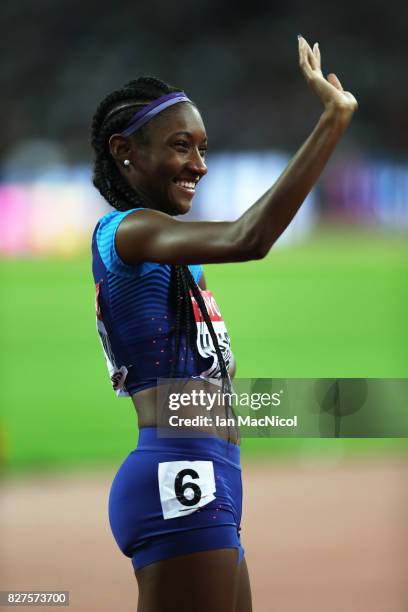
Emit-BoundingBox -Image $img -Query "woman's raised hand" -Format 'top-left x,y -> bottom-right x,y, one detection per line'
298,36 -> 358,116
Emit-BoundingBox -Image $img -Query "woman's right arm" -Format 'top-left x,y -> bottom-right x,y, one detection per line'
116,37 -> 357,266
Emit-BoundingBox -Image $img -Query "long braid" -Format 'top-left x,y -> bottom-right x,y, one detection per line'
169,267 -> 185,380
182,266 -> 231,393
180,265 -> 237,441
169,266 -> 201,378
179,265 -> 194,375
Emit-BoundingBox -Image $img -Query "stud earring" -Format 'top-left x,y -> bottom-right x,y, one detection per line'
123,159 -> 131,167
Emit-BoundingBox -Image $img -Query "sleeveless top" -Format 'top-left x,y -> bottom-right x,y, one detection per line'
91,208 -> 231,397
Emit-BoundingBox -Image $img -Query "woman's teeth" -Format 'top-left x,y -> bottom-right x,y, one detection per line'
175,180 -> 195,190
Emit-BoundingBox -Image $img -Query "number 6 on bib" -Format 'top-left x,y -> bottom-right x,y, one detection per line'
158,460 -> 216,520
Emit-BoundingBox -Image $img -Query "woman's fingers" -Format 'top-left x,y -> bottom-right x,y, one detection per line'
298,38 -> 357,113
298,36 -> 313,78
298,36 -> 320,75
327,73 -> 343,91
303,37 -> 318,70
313,42 -> 321,72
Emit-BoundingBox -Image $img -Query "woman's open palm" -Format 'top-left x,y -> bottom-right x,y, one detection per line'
298,36 -> 358,115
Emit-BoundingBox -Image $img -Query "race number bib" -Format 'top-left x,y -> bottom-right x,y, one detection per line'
158,460 -> 216,520
190,290 -> 231,382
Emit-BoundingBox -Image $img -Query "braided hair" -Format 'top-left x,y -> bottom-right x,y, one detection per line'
90,77 -> 232,407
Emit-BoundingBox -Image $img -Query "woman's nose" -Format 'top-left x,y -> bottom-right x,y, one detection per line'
188,149 -> 207,176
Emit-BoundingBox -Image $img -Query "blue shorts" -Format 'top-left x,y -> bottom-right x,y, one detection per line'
108,427 -> 244,570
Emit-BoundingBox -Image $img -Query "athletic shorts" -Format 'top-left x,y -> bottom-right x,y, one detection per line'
108,427 -> 244,570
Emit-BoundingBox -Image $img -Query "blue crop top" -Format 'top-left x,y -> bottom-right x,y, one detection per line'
91,208 -> 217,396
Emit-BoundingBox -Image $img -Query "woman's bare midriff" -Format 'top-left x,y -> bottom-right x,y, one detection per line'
131,379 -> 240,444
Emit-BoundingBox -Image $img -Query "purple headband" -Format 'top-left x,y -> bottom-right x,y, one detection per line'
121,91 -> 191,137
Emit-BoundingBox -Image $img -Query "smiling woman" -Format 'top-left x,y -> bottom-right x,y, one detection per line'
91,77 -> 245,612
90,40 -> 357,611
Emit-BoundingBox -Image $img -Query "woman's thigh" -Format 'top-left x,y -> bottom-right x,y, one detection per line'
234,557 -> 252,612
135,548 -> 251,612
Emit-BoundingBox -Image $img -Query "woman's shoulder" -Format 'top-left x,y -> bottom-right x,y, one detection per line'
93,207 -> 202,283
95,207 -> 145,252
97,207 -> 144,230
93,208 -> 144,277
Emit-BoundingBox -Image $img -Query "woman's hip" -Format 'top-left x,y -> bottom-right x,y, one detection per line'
108,427 -> 243,569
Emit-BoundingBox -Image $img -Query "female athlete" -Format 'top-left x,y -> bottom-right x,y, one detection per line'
90,37 -> 357,612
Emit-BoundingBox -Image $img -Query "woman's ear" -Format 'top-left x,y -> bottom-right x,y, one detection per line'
109,134 -> 132,165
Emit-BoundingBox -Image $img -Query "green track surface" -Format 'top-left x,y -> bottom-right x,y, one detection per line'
1,226 -> 407,472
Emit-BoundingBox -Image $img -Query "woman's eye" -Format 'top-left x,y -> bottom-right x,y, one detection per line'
173,142 -> 207,158
174,141 -> 189,149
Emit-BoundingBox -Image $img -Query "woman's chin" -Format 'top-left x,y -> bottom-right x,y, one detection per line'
168,183 -> 194,215
171,197 -> 193,216
180,199 -> 193,215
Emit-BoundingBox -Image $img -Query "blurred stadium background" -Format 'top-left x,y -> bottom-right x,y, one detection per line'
1,2 -> 407,611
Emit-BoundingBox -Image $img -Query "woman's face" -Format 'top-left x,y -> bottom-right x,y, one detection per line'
127,103 -> 208,215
